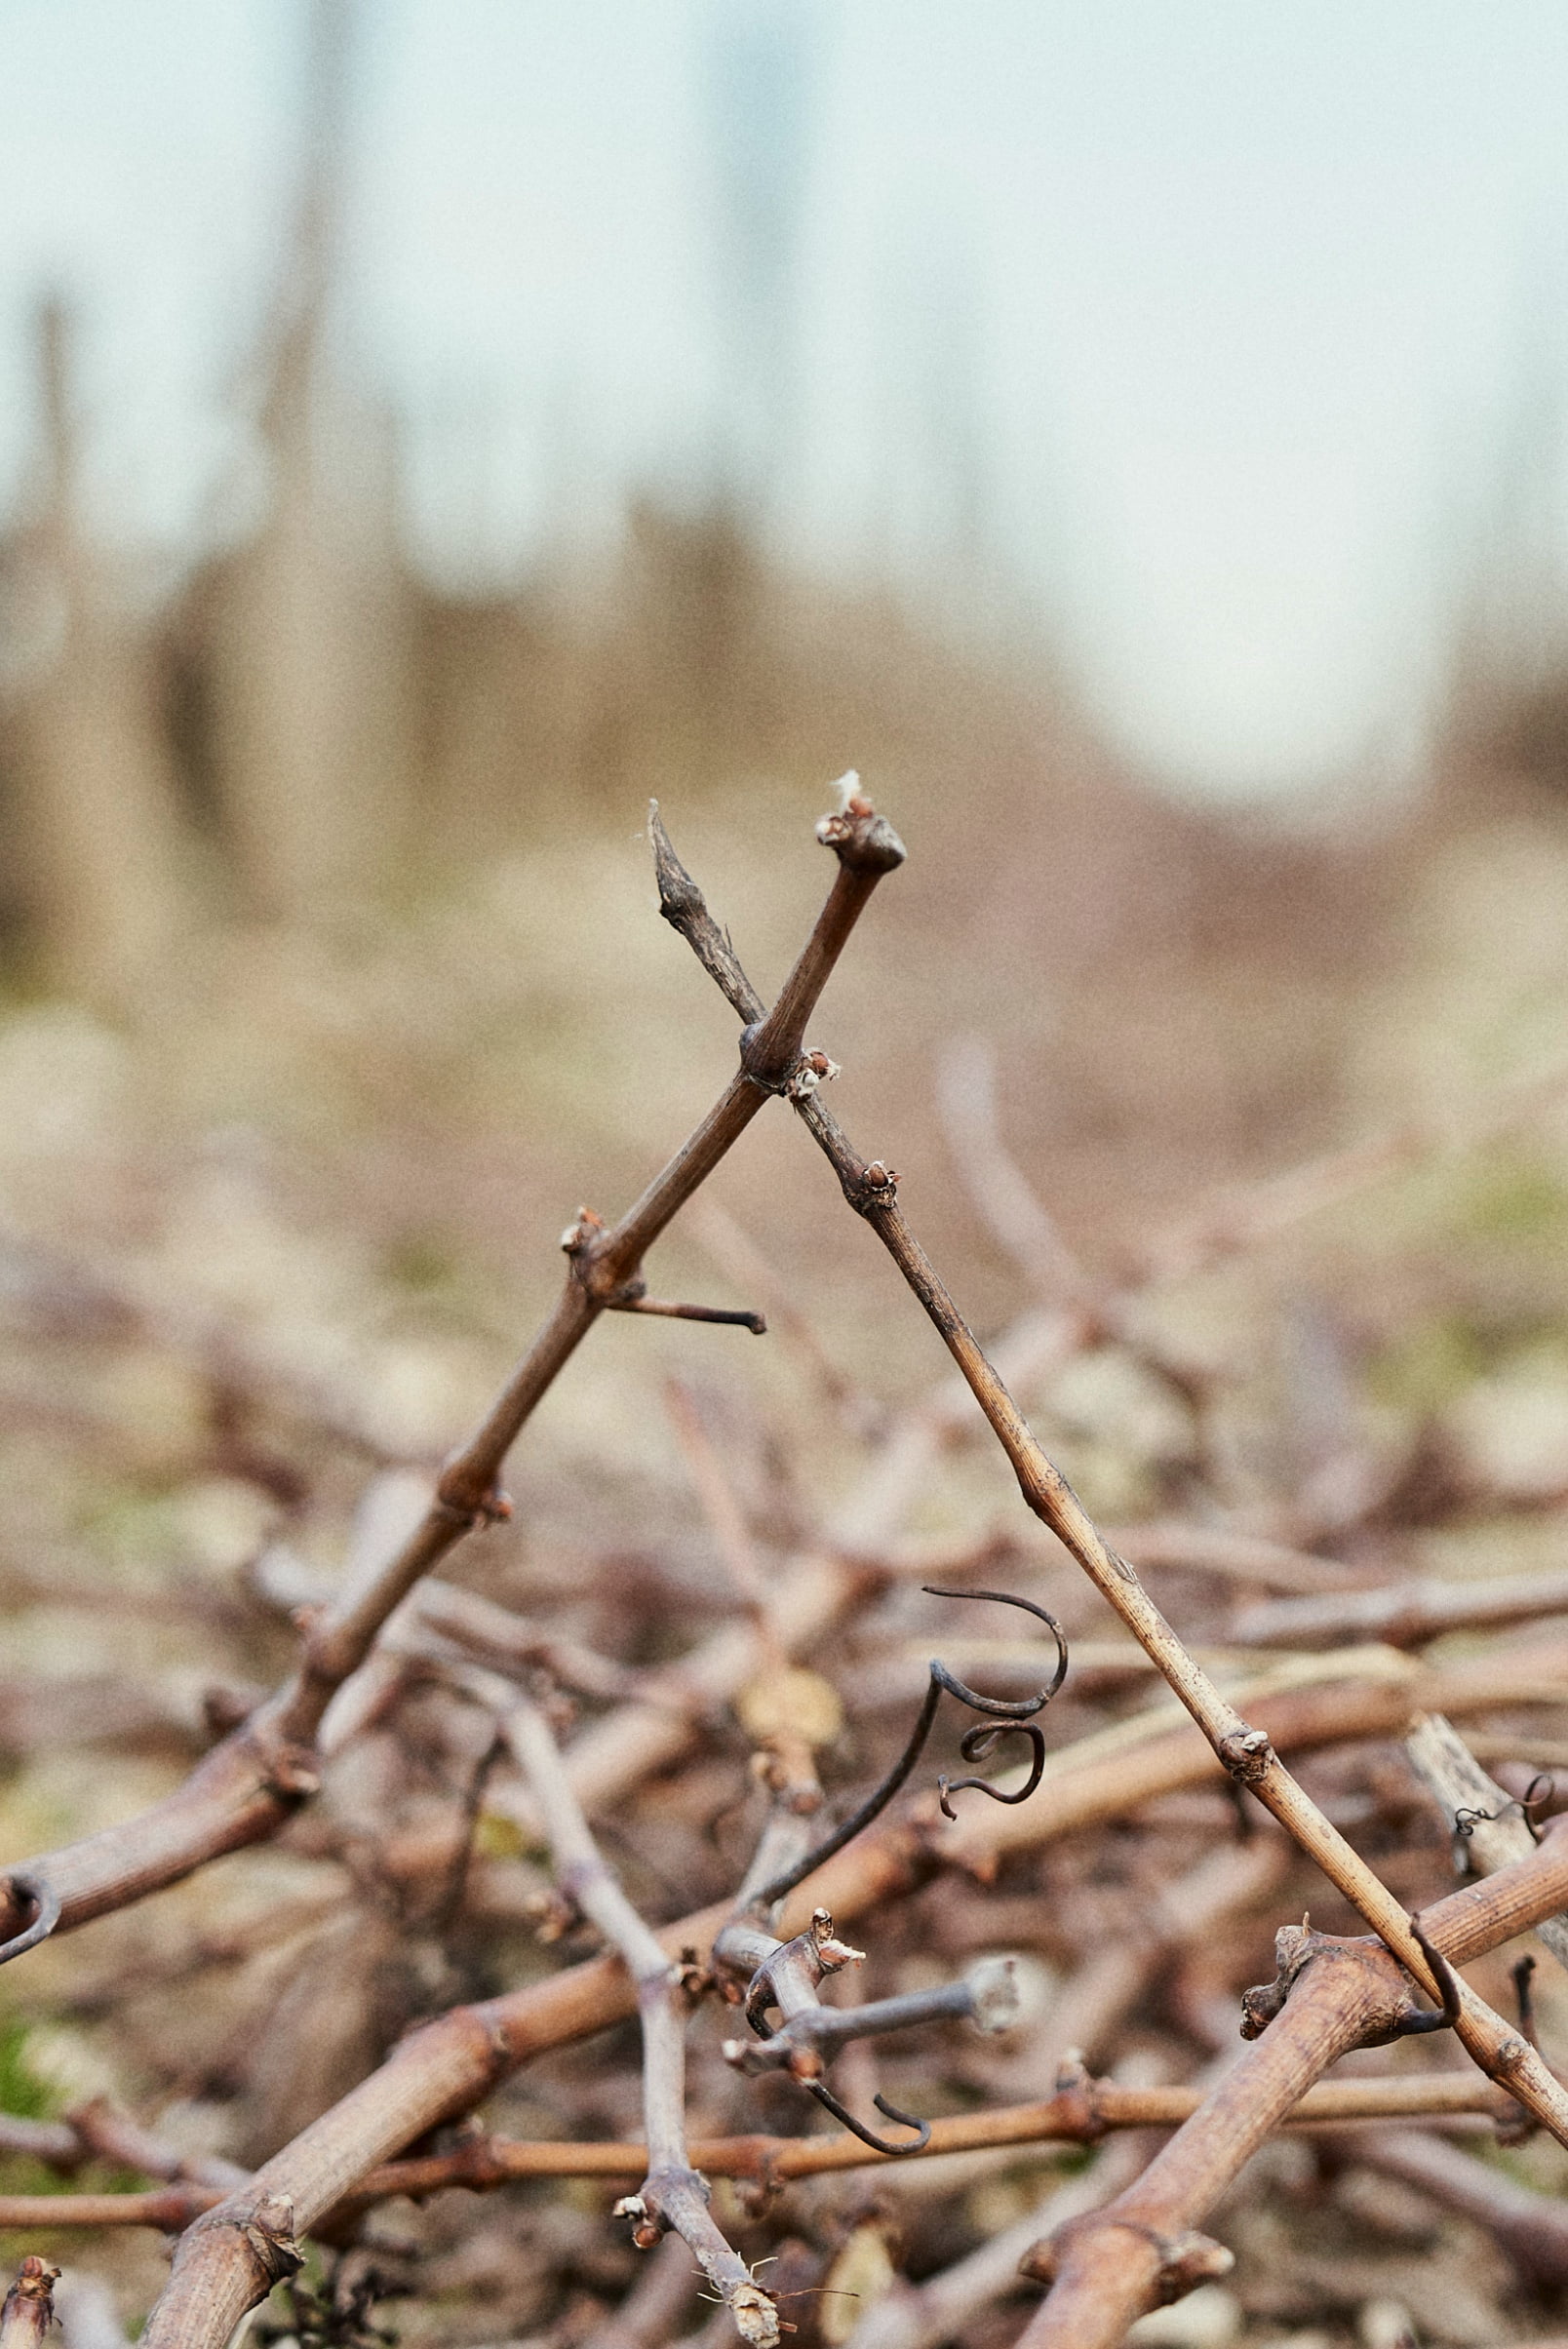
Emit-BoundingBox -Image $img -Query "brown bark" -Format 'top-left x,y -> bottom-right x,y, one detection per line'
1016,1820 -> 1568,2347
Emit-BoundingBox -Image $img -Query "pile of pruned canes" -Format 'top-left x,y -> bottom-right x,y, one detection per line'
6,785 -> 1568,2349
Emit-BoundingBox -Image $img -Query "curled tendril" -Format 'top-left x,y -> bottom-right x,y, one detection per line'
933,1698 -> 1042,1821
1454,1773 -> 1555,1848
802,2080 -> 932,2157
0,1874 -> 60,1970
742,1959 -> 938,2155
745,1586 -> 1068,1914
744,1979 -> 938,2156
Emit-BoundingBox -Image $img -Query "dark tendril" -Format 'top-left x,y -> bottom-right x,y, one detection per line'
745,1586 -> 1067,1914
745,1977 -> 935,2155
936,1713 -> 1045,1821
1454,1772 -> 1554,1848
0,1874 -> 61,1970
802,2080 -> 932,2157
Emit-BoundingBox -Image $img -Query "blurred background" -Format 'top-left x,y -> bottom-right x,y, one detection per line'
7,0 -> 1568,1443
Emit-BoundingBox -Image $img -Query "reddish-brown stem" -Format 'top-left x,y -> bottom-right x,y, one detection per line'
0,2069 -> 1516,2235
740,865 -> 897,1090
652,812 -> 1568,2142
610,1296 -> 765,1331
0,795 -> 900,1959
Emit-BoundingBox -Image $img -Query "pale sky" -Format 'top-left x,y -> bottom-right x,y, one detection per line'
2,1 -> 1568,795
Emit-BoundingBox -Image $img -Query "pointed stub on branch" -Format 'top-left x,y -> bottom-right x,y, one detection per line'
560,1206 -> 607,1257
647,800 -> 705,926
608,1294 -> 767,1335
742,1907 -> 865,2036
1020,2222 -> 1233,2299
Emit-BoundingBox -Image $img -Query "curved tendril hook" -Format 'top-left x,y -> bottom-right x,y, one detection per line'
921,1586 -> 1070,1713
1454,1771 -> 1556,1849
0,1875 -> 61,1970
803,2079 -> 931,2157
936,1717 -> 1046,1822
1521,1772 -> 1555,1842
745,1987 -> 932,2154
745,1586 -> 1068,1914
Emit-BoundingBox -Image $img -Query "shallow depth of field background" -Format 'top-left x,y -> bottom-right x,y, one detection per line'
7,5 -> 1568,1429
11,5 -> 1568,2339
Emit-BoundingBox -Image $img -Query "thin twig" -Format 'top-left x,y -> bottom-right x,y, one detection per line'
0,791 -> 900,1963
609,1296 -> 765,1332
500,1686 -> 779,2348
0,2069 -> 1523,2234
1234,1565 -> 1568,1652
650,803 -> 1568,2143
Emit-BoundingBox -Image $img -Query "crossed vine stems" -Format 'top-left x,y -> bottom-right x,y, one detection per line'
0,784 -> 1562,2349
